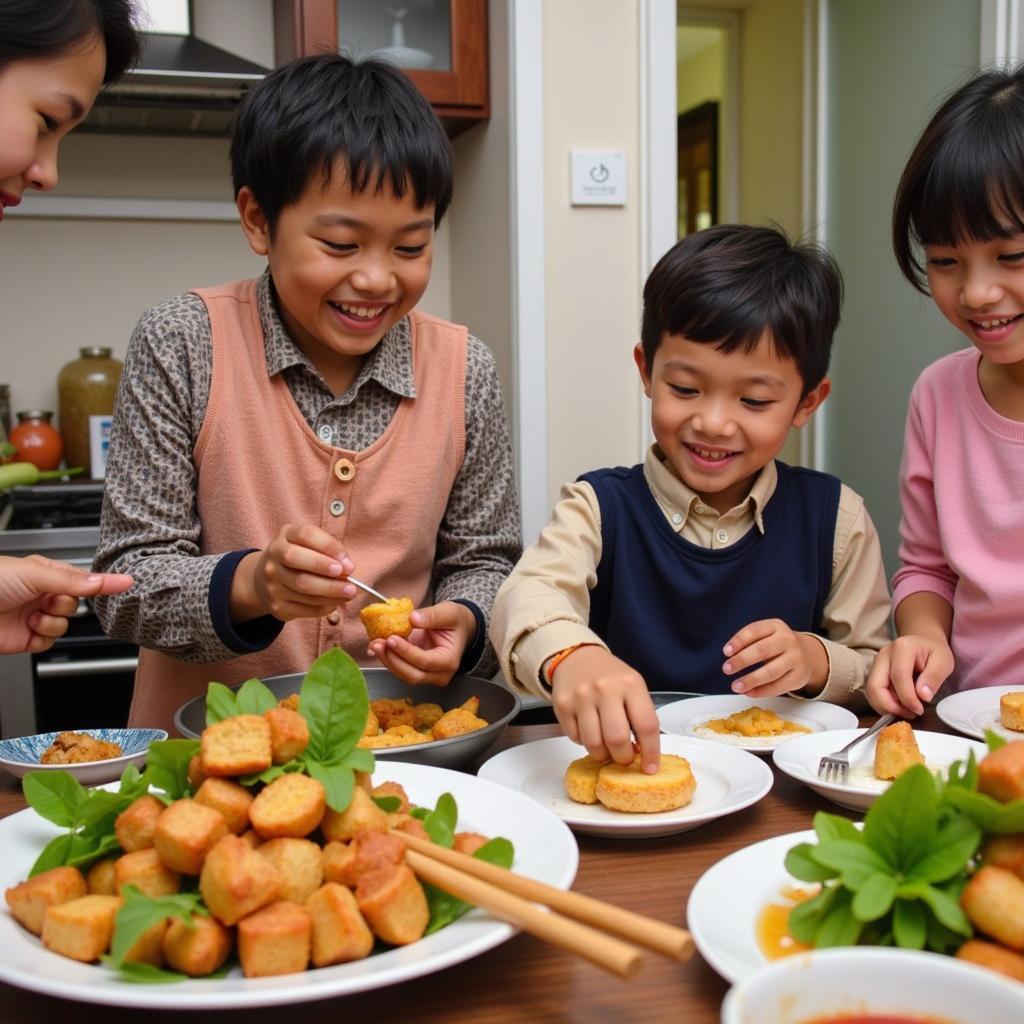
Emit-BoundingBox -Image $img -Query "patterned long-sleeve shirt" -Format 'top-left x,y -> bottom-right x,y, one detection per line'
94,270 -> 521,676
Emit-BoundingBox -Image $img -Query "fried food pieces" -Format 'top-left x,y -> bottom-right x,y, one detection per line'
873,720 -> 924,781
703,707 -> 810,738
359,597 -> 415,641
1000,692 -> 1024,732
564,753 -> 696,813
40,731 -> 123,764
356,695 -> 489,748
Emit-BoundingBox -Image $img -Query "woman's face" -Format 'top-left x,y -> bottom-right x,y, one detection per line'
0,31 -> 106,222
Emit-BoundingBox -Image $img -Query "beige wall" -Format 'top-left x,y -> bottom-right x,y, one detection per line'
738,0 -> 805,235
678,35 -> 724,114
0,133 -> 452,417
541,0 -> 645,499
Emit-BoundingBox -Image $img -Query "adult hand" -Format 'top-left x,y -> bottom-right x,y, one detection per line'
232,523 -> 357,623
367,601 -> 476,686
722,618 -> 828,698
0,554 -> 133,654
550,645 -> 661,773
865,635 -> 954,717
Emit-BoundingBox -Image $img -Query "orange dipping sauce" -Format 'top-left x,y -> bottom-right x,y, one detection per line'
803,1017 -> 955,1024
756,885 -> 816,960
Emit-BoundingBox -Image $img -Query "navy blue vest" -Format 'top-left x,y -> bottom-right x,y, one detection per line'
580,461 -> 840,694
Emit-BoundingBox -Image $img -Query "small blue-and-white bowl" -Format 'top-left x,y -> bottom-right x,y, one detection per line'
0,728 -> 167,785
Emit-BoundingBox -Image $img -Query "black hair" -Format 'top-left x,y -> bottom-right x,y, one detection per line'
640,224 -> 842,393
0,0 -> 139,84
231,53 -> 454,233
893,65 -> 1024,293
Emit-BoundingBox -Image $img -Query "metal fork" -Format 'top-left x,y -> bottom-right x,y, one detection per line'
345,574 -> 389,603
817,713 -> 897,783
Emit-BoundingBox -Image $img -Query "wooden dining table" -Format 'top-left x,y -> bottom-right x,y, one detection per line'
0,709 -> 949,1024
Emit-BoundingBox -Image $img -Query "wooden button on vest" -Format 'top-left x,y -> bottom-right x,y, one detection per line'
334,457 -> 355,482
326,607 -> 342,625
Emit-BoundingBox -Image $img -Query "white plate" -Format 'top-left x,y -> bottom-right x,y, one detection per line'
772,728 -> 988,812
687,827 -> 818,982
935,684 -> 1024,742
722,947 -> 1024,1024
0,762 -> 578,1009
477,734 -> 773,839
656,694 -> 858,753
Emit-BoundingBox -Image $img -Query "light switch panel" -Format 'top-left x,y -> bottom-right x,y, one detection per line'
570,149 -> 626,206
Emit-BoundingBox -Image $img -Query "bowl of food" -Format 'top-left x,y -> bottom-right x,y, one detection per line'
721,947 -> 1024,1024
174,668 -> 520,770
0,728 -> 168,785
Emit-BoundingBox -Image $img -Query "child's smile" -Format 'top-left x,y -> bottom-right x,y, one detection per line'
635,333 -> 828,514
238,165 -> 435,395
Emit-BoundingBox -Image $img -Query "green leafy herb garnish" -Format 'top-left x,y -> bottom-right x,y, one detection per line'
424,836 -> 515,934
785,765 -> 980,954
23,770 -> 146,876
141,738 -> 200,802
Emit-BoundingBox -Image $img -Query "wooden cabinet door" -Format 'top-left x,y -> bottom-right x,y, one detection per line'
274,0 -> 488,133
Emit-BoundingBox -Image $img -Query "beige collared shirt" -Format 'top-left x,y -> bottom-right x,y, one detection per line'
490,447 -> 893,707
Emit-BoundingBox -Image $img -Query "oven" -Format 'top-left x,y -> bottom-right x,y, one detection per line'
0,482 -> 138,738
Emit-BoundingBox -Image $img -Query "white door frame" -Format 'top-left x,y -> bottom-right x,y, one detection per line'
508,0 -> 548,544
981,0 -> 1024,64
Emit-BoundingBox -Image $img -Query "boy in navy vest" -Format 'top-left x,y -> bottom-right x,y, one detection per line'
490,225 -> 892,772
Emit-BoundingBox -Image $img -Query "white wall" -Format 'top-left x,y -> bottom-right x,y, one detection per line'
541,0 -> 645,498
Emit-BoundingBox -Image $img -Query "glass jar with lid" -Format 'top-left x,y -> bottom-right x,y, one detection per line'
9,410 -> 63,471
57,346 -> 123,474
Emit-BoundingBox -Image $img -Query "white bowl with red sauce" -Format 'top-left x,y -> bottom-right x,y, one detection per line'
720,947 -> 1024,1024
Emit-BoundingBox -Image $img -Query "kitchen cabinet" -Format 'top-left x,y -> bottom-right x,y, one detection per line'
273,1 -> 489,135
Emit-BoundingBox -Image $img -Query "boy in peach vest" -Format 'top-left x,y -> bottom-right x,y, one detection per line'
95,55 -> 521,732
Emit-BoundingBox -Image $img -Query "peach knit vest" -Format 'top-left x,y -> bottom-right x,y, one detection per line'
129,278 -> 466,732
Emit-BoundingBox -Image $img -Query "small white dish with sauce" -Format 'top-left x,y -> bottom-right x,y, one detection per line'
721,946 -> 1024,1024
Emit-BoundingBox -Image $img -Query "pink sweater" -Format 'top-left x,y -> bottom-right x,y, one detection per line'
892,347 -> 1024,692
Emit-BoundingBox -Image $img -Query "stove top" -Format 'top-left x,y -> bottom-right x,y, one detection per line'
5,479 -> 104,530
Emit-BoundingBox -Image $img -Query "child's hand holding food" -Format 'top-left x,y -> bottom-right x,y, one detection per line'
721,617 -> 828,698
548,645 -> 661,774
230,523 -> 358,623
367,600 -> 477,686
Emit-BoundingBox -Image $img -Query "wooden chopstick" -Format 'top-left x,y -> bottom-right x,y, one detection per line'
394,829 -> 694,965
402,846 -> 644,978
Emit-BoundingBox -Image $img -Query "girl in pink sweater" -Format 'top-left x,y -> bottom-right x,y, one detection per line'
867,66 -> 1024,717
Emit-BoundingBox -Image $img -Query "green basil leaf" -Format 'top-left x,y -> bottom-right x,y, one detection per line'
77,789 -> 135,830
984,729 -> 1007,752
306,761 -> 354,813
204,681 -> 238,726
863,765 -> 936,872
943,787 -> 1019,832
423,793 -> 458,848
852,872 -> 897,922
424,836 -> 515,934
813,811 -> 861,844
813,840 -> 890,890
239,762 -> 301,787
924,908 -> 971,955
908,814 -> 981,882
410,806 -> 429,820
66,830 -> 123,869
787,886 -> 835,944
897,880 -> 972,936
785,843 -> 840,882
342,748 -> 375,774
22,771 -> 86,828
110,886 -> 207,969
300,647 -> 369,762
373,795 -> 401,812
235,678 -> 278,716
29,833 -> 75,876
105,960 -> 190,984
892,898 -> 927,949
814,889 -> 862,948
142,739 -> 200,800
943,750 -> 978,792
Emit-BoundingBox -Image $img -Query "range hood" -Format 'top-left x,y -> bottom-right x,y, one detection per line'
81,32 -> 270,137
